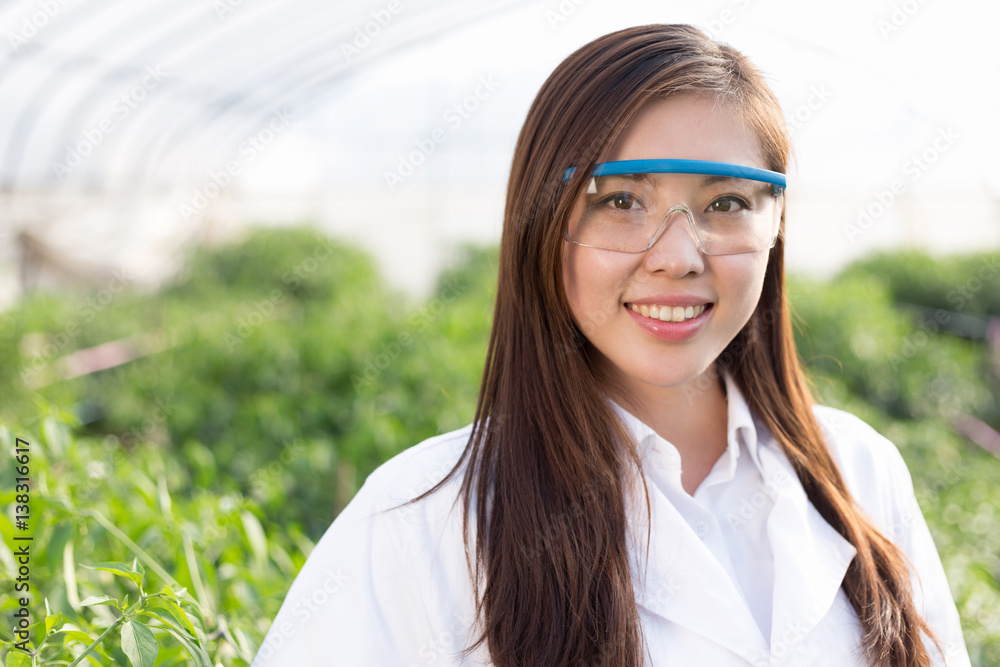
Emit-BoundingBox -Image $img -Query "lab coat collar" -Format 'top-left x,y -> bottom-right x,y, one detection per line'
610,373 -> 858,664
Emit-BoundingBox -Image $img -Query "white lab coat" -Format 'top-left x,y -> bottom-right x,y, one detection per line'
253,380 -> 970,666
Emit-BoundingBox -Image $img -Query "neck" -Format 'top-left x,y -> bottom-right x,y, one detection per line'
600,361 -> 730,490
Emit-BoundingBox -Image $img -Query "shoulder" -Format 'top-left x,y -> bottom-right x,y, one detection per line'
810,406 -> 972,665
320,422 -> 476,544
365,422 -> 474,507
338,421 -> 477,579
810,405 -> 917,533
810,404 -> 906,474
335,421 -> 481,561
253,424 -> 480,665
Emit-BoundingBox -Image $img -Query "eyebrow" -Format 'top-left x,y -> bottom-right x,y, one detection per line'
699,174 -> 742,186
594,173 -> 754,187
592,173 -> 654,185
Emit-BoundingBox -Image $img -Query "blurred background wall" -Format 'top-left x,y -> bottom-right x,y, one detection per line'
1,0 -> 998,304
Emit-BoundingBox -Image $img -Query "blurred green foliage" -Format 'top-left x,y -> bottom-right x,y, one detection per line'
0,228 -> 997,664
0,407 -> 300,665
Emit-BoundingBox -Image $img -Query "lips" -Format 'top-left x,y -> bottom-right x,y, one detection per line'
628,303 -> 707,322
621,296 -> 715,342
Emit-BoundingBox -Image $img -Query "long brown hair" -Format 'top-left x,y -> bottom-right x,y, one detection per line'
419,24 -> 940,666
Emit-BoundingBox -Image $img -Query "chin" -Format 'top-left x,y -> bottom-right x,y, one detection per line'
606,355 -> 717,393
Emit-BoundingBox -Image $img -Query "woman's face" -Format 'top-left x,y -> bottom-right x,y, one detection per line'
561,94 -> 774,402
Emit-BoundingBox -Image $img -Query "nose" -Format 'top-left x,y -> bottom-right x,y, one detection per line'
641,207 -> 705,278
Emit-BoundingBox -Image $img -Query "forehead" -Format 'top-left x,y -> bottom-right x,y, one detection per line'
606,94 -> 766,168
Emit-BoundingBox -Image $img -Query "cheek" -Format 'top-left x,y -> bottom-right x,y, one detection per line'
562,243 -> 632,332
714,254 -> 769,313
562,243 -> 607,313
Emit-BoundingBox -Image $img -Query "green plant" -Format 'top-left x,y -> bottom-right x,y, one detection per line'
0,409 -> 299,666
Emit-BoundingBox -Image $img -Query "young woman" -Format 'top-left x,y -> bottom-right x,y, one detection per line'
254,24 -> 969,666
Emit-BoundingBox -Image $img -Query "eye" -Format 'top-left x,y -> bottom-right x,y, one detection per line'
708,196 -> 749,213
602,192 -> 642,210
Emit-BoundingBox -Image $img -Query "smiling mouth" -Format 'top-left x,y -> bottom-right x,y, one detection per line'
627,303 -> 710,323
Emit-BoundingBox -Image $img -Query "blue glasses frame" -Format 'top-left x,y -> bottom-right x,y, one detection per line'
562,159 -> 786,190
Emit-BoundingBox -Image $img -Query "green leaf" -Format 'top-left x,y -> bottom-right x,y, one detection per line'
157,624 -> 213,667
5,649 -> 32,667
42,597 -> 65,637
161,585 -> 179,603
179,599 -> 207,635
55,629 -> 98,647
83,562 -> 143,588
156,474 -> 172,515
120,620 -> 158,667
64,618 -> 124,667
230,627 -> 257,663
164,585 -> 190,602
241,509 -> 269,573
148,598 -> 197,638
63,539 -> 81,609
42,415 -> 69,457
139,607 -> 192,639
45,610 -> 65,635
79,595 -> 117,608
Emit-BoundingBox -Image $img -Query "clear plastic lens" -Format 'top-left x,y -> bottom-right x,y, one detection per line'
567,172 -> 783,255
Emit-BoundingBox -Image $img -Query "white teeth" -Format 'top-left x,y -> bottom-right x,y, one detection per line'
630,303 -> 707,322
